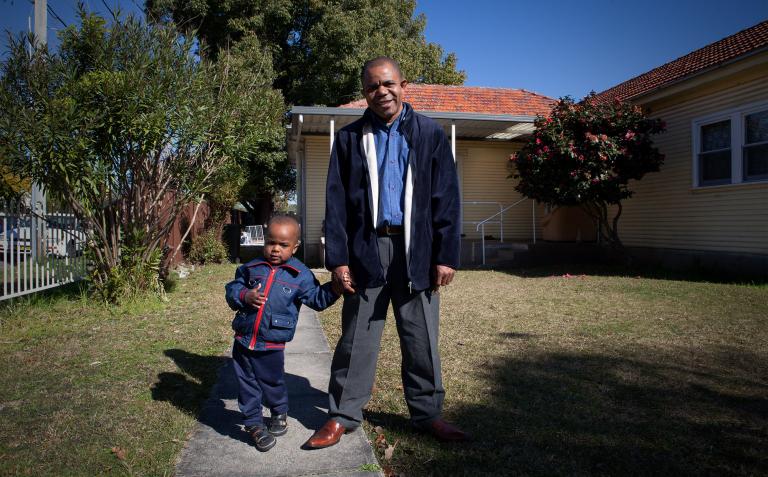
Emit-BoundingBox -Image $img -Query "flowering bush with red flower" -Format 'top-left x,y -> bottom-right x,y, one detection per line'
510,94 -> 665,246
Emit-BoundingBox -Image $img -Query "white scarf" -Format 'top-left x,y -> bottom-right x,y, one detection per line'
361,123 -> 414,255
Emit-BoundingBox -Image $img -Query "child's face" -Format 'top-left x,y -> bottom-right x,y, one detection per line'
263,222 -> 300,265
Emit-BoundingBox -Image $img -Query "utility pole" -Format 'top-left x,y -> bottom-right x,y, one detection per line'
30,0 -> 47,260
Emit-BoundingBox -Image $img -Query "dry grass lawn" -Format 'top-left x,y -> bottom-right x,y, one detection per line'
0,264 -> 236,476
317,265 -> 768,476
1,262 -> 765,476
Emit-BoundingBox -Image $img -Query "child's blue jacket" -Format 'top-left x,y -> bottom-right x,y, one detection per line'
224,257 -> 338,351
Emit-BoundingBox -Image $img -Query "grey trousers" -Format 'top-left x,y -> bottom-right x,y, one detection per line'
328,235 -> 444,429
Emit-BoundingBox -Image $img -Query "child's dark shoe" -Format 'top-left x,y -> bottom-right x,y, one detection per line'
246,425 -> 276,452
268,413 -> 288,436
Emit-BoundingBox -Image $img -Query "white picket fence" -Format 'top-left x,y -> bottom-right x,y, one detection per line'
1,200 -> 87,302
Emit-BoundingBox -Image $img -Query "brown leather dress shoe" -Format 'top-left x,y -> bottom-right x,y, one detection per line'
426,419 -> 470,442
303,419 -> 347,449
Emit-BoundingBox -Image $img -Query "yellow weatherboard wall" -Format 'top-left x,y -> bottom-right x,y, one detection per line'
458,142 -> 545,241
299,136 -> 543,266
619,59 -> 768,255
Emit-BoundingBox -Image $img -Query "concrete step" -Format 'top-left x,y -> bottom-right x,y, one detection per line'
461,240 -> 604,268
496,249 -> 517,261
461,239 -> 530,266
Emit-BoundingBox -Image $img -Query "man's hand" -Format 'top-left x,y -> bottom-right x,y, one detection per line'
244,283 -> 267,308
332,265 -> 356,295
431,264 -> 455,292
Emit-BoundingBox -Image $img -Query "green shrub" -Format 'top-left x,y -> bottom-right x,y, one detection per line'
162,270 -> 179,293
188,229 -> 228,264
90,229 -> 164,304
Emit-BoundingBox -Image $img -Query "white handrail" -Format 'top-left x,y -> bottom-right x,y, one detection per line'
476,197 -> 528,230
473,197 -> 535,265
462,201 -> 503,241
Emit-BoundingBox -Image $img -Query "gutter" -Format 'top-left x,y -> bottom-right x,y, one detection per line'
615,46 -> 768,106
289,106 -> 537,123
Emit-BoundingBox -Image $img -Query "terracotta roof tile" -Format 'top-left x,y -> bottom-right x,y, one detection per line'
593,20 -> 768,104
339,84 -> 554,116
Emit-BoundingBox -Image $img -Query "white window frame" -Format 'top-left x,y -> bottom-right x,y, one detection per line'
743,107 -> 768,182
692,100 -> 768,188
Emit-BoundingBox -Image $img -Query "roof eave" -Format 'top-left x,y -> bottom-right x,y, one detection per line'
604,45 -> 768,105
289,106 -> 538,123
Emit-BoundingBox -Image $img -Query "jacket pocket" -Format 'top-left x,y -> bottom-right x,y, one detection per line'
262,312 -> 298,343
231,311 -> 250,334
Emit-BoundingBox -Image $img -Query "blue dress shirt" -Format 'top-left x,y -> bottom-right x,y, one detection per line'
372,105 -> 410,227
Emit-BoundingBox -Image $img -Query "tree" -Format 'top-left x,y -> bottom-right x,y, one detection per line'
193,35 -> 293,237
0,164 -> 30,201
510,95 -> 666,247
0,9 -> 285,301
144,0 -> 466,106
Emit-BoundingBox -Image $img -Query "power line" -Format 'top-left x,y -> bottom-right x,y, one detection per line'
47,4 -> 67,28
98,0 -> 116,20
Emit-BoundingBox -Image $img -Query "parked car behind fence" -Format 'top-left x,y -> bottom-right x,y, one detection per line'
1,213 -> 85,259
1,202 -> 87,302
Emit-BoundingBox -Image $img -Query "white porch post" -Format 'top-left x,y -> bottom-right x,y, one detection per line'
451,121 -> 456,162
294,114 -> 305,259
329,116 -> 335,152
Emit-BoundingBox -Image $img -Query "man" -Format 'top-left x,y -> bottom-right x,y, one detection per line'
304,56 -> 468,449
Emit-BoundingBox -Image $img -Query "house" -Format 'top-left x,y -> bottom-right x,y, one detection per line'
592,20 -> 768,277
287,84 -> 554,266
288,20 -> 767,276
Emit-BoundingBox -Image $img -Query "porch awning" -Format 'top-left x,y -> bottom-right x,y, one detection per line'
288,106 -> 537,157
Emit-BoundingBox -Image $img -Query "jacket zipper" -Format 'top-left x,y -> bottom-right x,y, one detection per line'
248,266 -> 277,349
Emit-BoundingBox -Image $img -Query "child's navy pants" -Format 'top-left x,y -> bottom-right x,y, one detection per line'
232,341 -> 289,428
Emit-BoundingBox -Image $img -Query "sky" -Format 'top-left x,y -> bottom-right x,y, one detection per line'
415,0 -> 768,99
1,0 -> 767,100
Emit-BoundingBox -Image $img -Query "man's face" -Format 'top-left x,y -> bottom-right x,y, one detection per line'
263,222 -> 300,265
362,63 -> 407,124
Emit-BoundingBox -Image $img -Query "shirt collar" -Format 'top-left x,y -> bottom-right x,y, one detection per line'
371,103 -> 408,133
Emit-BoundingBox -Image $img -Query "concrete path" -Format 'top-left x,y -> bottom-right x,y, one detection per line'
175,307 -> 382,477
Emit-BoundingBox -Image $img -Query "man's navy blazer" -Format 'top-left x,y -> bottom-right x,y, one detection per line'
324,103 -> 461,291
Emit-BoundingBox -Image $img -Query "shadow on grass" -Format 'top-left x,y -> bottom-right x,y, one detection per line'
152,349 -> 230,411
496,262 -> 768,286
403,346 -> 768,476
152,349 -> 328,443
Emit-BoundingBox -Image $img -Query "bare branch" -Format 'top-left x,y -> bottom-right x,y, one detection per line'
168,194 -> 204,265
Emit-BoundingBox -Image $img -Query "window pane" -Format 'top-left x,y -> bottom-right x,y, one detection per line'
745,110 -> 768,144
744,144 -> 768,180
701,120 -> 730,151
699,150 -> 731,184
